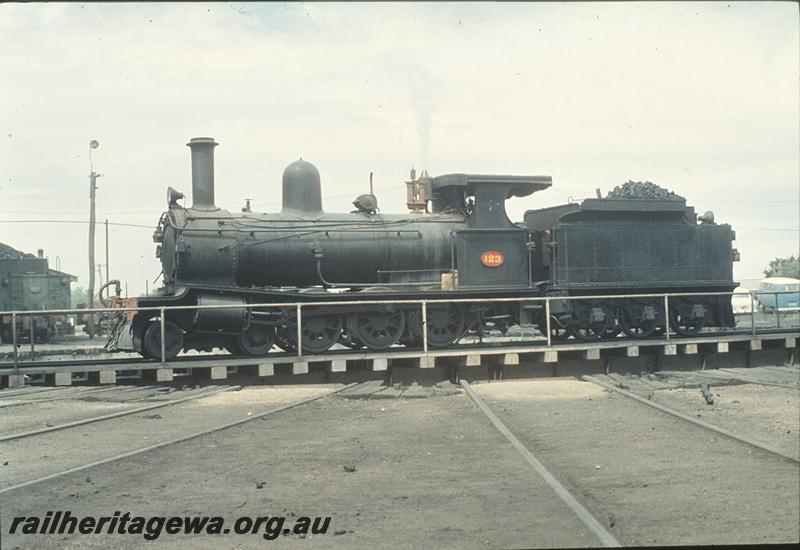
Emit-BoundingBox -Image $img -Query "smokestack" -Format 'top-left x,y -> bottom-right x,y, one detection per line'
187,137 -> 219,210
37,249 -> 44,259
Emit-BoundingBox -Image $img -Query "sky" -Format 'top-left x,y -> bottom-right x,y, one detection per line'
1,1 -> 798,296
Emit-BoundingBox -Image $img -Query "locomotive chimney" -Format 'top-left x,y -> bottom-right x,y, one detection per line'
187,137 -> 219,210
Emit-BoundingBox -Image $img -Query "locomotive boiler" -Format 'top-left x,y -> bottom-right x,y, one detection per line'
156,139 -> 469,290
108,137 -> 737,359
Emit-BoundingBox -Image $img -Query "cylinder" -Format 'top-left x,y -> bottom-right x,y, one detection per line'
193,294 -> 246,331
187,137 -> 219,210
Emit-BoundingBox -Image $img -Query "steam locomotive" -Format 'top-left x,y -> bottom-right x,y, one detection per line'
108,137 -> 738,359
1,247 -> 76,344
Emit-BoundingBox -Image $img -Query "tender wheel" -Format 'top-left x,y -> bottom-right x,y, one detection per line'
346,309 -> 405,350
603,321 -> 623,339
568,323 -> 609,341
568,301 -> 611,341
287,314 -> 343,354
410,305 -> 467,348
669,302 -> 706,336
538,317 -> 570,341
142,319 -> 184,360
236,324 -> 275,356
619,303 -> 659,339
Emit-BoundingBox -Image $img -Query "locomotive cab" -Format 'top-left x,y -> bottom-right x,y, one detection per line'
427,173 -> 552,289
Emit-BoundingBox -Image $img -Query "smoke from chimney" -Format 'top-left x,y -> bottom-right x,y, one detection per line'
408,66 -> 435,168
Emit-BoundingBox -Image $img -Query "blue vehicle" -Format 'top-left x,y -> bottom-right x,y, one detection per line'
755,277 -> 800,312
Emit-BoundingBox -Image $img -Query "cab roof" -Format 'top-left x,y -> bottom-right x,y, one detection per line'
431,174 -> 552,198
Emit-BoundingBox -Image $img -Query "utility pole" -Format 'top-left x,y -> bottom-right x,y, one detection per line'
105,218 -> 110,285
87,140 -> 101,338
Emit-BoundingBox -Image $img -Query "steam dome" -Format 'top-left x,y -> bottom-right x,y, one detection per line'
281,159 -> 323,216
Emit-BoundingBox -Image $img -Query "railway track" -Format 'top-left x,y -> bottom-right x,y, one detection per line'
1,381 -> 629,547
0,384 -> 353,495
464,377 -> 799,545
2,375 -> 797,546
460,380 -> 621,547
582,375 -> 799,463
0,385 -> 239,442
0,384 -> 163,408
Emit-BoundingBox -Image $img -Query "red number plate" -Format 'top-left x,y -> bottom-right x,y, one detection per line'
480,251 -> 504,267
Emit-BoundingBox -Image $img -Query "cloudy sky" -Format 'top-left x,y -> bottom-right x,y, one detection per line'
1,2 -> 798,296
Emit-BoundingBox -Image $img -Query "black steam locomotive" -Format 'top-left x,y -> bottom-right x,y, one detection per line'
1,246 -> 77,344
109,137 -> 738,359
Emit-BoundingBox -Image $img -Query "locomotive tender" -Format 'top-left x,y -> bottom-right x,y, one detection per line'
110,137 -> 737,359
1,248 -> 76,343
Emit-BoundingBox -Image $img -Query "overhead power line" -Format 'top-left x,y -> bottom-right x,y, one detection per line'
690,198 -> 800,204
737,226 -> 800,233
0,220 -> 154,229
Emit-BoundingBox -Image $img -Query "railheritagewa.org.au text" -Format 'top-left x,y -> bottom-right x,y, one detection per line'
8,511 -> 333,540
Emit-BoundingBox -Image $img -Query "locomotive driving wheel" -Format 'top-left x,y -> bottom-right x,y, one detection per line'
286,314 -> 343,354
346,309 -> 405,350
409,304 -> 467,348
235,324 -> 275,356
142,319 -> 184,360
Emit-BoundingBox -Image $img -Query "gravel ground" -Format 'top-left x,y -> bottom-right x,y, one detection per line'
2,399 -> 145,436
596,366 -> 799,460
1,386 -> 337,491
2,393 -> 609,550
649,384 -> 800,461
474,379 -> 800,546
0,386 -> 236,437
3,378 -> 798,548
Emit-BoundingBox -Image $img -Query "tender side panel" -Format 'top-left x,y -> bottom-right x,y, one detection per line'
554,223 -> 734,288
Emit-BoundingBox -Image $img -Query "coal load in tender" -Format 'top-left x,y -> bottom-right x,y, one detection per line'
606,180 -> 685,200
0,242 -> 35,260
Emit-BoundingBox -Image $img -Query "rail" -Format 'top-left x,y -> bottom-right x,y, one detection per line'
2,289 -> 797,369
